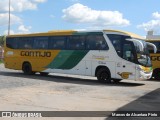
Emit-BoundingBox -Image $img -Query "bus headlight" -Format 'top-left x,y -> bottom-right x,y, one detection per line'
137,65 -> 152,73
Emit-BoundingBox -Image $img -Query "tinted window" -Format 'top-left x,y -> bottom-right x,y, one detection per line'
7,37 -> 34,49
49,36 -> 66,49
107,34 -> 130,57
86,35 -> 109,50
18,37 -> 33,49
107,34 -> 136,62
6,38 -> 18,49
123,41 -> 135,62
68,36 -> 85,50
33,37 -> 48,49
147,41 -> 160,53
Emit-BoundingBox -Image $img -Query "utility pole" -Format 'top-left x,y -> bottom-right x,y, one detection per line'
8,0 -> 11,35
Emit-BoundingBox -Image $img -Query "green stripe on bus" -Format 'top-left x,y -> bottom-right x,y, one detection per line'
47,50 -> 74,69
59,50 -> 88,69
47,50 -> 89,69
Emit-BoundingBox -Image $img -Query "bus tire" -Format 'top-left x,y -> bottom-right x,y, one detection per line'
22,62 -> 35,75
97,68 -> 111,83
153,69 -> 160,80
40,72 -> 49,76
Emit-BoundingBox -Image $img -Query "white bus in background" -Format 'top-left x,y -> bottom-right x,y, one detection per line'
4,30 -> 157,83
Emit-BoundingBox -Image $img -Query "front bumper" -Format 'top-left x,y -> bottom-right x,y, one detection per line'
137,71 -> 152,80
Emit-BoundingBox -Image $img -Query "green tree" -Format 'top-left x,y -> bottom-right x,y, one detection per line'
0,36 -> 5,46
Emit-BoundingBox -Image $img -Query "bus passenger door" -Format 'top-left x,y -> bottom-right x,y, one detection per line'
116,42 -> 136,80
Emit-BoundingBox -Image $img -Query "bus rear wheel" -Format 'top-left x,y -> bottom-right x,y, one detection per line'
22,62 -> 35,75
97,68 -> 111,83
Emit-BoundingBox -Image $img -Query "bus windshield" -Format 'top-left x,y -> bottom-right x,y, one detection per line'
128,38 -> 152,67
107,34 -> 152,67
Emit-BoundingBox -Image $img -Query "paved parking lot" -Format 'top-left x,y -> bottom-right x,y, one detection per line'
0,64 -> 160,120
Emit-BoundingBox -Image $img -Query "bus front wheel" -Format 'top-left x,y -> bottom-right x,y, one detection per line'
97,68 -> 111,83
22,62 -> 35,75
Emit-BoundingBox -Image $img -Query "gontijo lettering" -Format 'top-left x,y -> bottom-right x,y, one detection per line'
21,51 -> 51,57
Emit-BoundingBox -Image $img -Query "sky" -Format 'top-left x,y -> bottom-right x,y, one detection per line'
0,0 -> 160,37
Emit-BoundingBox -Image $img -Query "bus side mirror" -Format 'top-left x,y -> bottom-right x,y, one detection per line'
146,42 -> 157,53
126,38 -> 144,51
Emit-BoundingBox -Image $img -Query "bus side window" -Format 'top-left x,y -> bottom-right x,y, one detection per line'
48,37 -> 54,49
112,39 -> 121,56
86,35 -> 94,50
123,42 -> 135,62
107,34 -> 131,57
107,34 -> 122,57
18,37 -> 33,49
54,40 -> 65,49
68,36 -> 85,50
86,34 -> 109,50
6,38 -> 15,49
95,35 -> 108,50
34,37 -> 48,49
49,36 -> 66,50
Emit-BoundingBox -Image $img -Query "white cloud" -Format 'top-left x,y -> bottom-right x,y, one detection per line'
0,0 -> 9,12
62,3 -> 130,27
152,12 -> 160,19
4,30 -> 15,35
137,12 -> 160,32
18,25 -> 32,33
0,0 -> 47,35
32,0 -> 47,3
0,0 -> 47,12
4,25 -> 32,35
137,20 -> 160,31
0,13 -> 22,26
13,0 -> 37,12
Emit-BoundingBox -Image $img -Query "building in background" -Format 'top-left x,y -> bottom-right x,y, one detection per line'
146,31 -> 160,40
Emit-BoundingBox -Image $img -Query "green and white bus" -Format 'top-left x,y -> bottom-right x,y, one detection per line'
4,30 -> 156,83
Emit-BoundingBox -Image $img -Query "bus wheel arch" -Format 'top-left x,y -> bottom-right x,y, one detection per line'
153,68 -> 160,80
22,62 -> 35,75
95,66 -> 111,83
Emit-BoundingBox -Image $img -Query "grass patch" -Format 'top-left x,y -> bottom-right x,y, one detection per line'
0,59 -> 3,64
